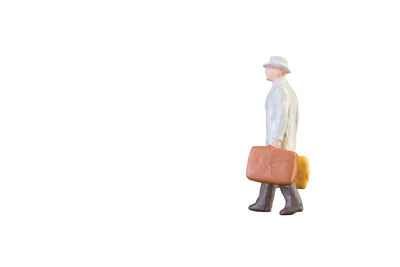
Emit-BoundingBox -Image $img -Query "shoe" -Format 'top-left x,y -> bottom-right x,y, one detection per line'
249,203 -> 272,212
279,205 -> 303,215
249,183 -> 276,212
279,183 -> 303,215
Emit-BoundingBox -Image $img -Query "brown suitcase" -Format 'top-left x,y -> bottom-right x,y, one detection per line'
246,145 -> 298,185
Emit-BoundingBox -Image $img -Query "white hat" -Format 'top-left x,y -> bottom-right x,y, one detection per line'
263,56 -> 291,73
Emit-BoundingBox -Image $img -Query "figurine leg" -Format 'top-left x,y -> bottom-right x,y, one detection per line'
279,183 -> 303,215
249,183 -> 276,212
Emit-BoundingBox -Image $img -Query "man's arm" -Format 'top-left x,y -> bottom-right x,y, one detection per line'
270,88 -> 289,148
271,140 -> 282,148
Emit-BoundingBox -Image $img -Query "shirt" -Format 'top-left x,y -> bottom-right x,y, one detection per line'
265,76 -> 299,151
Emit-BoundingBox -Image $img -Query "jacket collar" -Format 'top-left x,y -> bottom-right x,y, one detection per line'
273,76 -> 287,87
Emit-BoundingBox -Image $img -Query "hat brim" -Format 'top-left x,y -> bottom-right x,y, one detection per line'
263,63 -> 291,73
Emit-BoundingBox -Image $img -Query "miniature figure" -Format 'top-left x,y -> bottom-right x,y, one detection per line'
249,56 -> 303,215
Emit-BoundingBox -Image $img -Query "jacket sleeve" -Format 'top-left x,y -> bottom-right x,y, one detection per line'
270,88 -> 289,141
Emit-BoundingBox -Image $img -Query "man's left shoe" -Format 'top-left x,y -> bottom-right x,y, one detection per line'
279,183 -> 303,215
279,204 -> 303,215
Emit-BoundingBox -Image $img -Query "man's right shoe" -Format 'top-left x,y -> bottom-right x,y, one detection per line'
248,183 -> 276,212
248,203 -> 272,212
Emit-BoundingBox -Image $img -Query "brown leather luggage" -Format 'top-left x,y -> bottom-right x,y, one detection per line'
246,145 -> 298,185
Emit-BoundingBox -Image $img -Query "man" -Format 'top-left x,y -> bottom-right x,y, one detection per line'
249,56 -> 303,215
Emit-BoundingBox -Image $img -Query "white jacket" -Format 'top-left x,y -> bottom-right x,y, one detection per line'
265,76 -> 298,151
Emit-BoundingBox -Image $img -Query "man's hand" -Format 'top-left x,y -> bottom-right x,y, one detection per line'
271,140 -> 282,148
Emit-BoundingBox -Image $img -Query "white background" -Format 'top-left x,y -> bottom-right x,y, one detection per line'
1,0 -> 400,266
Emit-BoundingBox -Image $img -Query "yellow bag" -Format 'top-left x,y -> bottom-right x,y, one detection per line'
277,156 -> 310,189
295,156 -> 310,189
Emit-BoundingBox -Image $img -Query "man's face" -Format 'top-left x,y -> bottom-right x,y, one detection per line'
265,66 -> 284,81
